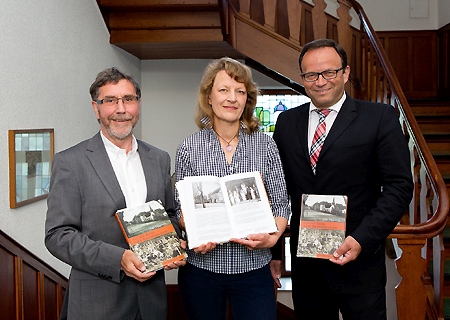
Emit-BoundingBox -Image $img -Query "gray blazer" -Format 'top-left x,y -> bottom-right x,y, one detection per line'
45,132 -> 177,320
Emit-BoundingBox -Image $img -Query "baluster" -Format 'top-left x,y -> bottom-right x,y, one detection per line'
395,238 -> 427,320
262,0 -> 277,31
311,0 -> 327,39
336,0 -> 352,64
286,0 -> 302,44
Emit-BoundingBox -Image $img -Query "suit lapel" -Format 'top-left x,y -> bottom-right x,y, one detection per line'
320,97 -> 357,156
295,105 -> 311,163
86,132 -> 126,210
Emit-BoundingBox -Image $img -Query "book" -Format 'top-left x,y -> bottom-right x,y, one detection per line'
175,171 -> 278,248
296,194 -> 347,259
115,200 -> 187,272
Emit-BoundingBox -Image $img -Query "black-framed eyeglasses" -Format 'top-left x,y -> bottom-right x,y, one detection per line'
301,67 -> 344,82
95,95 -> 140,106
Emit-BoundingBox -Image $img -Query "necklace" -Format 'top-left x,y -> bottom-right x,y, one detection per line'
214,129 -> 239,152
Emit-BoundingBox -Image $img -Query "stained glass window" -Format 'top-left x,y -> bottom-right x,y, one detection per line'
8,129 -> 54,208
255,94 -> 310,134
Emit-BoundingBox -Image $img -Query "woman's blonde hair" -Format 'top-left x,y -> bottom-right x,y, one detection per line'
194,57 -> 260,134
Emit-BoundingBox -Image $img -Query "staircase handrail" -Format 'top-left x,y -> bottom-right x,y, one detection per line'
347,0 -> 449,238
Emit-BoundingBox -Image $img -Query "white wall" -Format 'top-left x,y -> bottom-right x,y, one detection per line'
0,0 -> 141,278
438,0 -> 450,28
304,0 -> 450,31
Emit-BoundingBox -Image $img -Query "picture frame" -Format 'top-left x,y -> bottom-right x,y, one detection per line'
8,129 -> 54,208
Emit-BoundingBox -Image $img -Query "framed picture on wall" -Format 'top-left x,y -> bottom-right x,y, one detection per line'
8,129 -> 54,208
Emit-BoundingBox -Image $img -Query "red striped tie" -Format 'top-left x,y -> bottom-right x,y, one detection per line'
310,109 -> 331,174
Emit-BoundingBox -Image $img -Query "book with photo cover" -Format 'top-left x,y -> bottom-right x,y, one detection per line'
115,200 -> 186,272
175,171 -> 277,248
297,194 -> 347,259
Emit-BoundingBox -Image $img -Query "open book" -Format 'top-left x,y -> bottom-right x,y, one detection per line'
115,200 -> 186,272
176,171 -> 278,248
297,194 -> 347,259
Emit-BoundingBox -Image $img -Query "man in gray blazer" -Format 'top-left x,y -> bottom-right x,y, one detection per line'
45,67 -> 185,320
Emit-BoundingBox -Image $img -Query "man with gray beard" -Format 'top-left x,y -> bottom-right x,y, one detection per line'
45,67 -> 185,320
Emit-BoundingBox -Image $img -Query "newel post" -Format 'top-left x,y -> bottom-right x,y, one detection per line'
395,238 -> 427,320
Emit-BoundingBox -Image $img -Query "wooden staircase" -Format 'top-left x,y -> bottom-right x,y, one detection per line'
95,0 -> 449,319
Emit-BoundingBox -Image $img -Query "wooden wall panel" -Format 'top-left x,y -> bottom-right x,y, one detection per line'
377,31 -> 438,99
412,35 -> 437,93
438,23 -> 450,97
22,262 -> 40,320
0,247 -> 16,320
0,230 -> 67,320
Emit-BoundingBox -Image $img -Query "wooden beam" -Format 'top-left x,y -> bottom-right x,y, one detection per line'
110,29 -> 223,43
107,11 -> 221,29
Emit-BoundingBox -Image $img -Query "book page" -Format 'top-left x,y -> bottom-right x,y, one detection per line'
176,176 -> 234,248
297,194 -> 347,259
176,171 -> 277,248
220,171 -> 277,237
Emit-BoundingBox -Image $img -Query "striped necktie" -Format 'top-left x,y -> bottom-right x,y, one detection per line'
310,109 -> 331,174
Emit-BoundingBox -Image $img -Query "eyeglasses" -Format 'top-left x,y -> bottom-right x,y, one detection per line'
95,95 -> 140,106
301,67 -> 344,82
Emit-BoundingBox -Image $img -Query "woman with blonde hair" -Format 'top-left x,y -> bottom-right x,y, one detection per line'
175,57 -> 290,320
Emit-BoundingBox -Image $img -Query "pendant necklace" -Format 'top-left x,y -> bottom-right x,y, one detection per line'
214,129 -> 239,152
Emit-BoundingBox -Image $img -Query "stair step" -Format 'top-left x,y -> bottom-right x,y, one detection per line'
435,156 -> 450,176
416,117 -> 450,135
424,136 -> 450,156
409,100 -> 450,116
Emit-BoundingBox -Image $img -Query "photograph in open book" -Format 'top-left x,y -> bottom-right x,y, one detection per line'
224,177 -> 261,206
115,200 -> 186,272
297,194 -> 347,259
192,181 -> 224,208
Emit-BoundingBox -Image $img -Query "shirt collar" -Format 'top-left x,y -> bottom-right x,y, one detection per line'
100,131 -> 138,159
309,92 -> 346,114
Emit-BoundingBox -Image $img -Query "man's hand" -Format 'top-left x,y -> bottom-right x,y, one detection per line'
329,235 -> 362,266
270,260 -> 282,288
121,250 -> 156,282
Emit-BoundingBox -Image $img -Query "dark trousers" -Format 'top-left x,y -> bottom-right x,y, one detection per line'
292,269 -> 387,320
178,262 -> 276,320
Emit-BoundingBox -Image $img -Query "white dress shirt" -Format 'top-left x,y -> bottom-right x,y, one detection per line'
308,92 -> 346,150
101,132 -> 147,208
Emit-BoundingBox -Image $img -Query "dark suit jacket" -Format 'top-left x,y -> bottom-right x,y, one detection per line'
45,132 -> 179,320
273,96 -> 413,294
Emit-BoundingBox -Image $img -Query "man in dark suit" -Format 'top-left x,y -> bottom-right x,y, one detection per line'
45,67 -> 185,320
272,39 -> 413,319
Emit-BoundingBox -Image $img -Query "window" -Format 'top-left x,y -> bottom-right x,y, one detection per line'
255,92 -> 310,134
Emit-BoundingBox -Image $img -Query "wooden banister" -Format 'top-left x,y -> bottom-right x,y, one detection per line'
222,0 -> 449,318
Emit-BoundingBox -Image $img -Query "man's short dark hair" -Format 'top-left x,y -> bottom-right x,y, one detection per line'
298,38 -> 348,73
89,67 -> 141,100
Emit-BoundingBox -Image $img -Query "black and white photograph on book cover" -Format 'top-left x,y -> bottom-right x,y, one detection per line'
116,201 -> 171,238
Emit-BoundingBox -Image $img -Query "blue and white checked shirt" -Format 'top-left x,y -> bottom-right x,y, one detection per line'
175,127 -> 291,274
